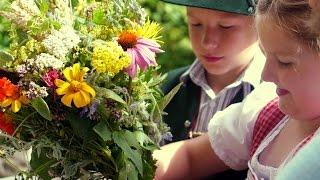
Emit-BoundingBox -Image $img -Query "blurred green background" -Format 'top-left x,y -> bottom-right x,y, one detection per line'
0,0 -> 194,73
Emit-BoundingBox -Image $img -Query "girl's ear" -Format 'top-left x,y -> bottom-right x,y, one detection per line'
308,0 -> 320,37
0,68 -> 20,83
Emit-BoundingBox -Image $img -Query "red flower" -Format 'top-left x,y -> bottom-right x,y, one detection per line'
42,70 -> 61,88
0,77 -> 16,101
0,112 -> 15,135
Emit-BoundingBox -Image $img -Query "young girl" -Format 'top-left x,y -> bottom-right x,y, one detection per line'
153,0 -> 320,179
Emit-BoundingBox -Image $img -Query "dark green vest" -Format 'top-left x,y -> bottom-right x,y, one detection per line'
162,66 -> 251,180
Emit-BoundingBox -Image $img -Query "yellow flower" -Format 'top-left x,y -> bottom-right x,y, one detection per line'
1,95 -> 29,113
135,20 -> 163,44
55,63 -> 96,108
92,41 -> 131,75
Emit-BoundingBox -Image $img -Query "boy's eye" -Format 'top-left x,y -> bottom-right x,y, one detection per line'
219,24 -> 233,29
191,23 -> 202,27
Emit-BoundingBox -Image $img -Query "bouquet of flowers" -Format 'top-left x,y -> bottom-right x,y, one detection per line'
0,0 -> 177,179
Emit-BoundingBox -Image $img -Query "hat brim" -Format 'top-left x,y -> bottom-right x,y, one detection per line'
161,0 -> 254,15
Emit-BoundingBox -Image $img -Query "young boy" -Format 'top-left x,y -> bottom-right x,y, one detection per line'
160,0 -> 267,179
162,0 -> 263,142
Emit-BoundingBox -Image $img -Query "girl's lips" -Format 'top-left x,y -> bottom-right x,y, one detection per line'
203,55 -> 223,62
276,88 -> 289,96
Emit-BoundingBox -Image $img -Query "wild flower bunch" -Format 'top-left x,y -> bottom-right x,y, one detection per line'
0,0 -> 176,179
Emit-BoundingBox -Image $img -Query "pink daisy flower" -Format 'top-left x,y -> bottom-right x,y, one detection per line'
117,31 -> 164,78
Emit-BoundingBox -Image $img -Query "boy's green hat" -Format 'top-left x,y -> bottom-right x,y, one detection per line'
161,0 -> 257,15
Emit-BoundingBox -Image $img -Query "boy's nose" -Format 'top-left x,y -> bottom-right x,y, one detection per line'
201,27 -> 219,50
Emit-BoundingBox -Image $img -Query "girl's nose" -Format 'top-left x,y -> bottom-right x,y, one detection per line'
262,57 -> 277,83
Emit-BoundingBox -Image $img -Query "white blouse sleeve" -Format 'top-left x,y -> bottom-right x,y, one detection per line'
208,82 -> 277,170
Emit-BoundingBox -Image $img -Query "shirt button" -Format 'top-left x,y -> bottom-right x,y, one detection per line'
184,120 -> 191,128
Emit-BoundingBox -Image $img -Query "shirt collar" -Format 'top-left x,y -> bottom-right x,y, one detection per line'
180,50 -> 265,90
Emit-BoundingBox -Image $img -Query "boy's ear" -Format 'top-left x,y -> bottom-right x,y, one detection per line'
309,0 -> 320,10
0,68 -> 20,84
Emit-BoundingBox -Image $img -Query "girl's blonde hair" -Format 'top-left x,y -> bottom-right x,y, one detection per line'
256,0 -> 320,51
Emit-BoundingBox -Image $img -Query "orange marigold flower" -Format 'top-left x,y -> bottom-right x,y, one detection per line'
0,112 -> 15,135
0,77 -> 16,101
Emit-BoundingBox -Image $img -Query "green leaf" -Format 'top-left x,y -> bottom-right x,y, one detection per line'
147,74 -> 166,87
113,131 -> 143,176
30,150 -> 56,180
0,50 -> 13,66
134,131 -> 158,151
159,82 -> 183,110
127,161 -> 139,180
35,0 -> 49,15
67,112 -> 95,140
123,131 -> 140,149
104,89 -> 126,104
93,9 -> 106,25
118,154 -> 139,180
93,121 -> 112,141
31,97 -> 52,121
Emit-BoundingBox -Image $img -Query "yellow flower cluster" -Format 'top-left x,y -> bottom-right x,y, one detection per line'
92,42 -> 131,76
135,20 -> 162,43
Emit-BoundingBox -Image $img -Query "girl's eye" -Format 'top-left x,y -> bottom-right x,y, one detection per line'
278,61 -> 292,67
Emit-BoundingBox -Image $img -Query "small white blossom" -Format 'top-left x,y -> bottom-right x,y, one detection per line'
16,0 -> 40,16
42,32 -> 69,60
17,53 -> 64,74
42,26 -> 80,60
24,81 -> 48,99
50,0 -> 73,26
34,53 -> 65,70
0,0 -> 40,28
16,64 -> 28,76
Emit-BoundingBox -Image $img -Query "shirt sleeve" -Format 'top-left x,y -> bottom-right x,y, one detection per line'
207,82 -> 277,170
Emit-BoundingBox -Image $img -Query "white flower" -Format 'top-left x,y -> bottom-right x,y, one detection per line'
17,53 -> 64,74
43,33 -> 69,60
42,26 -> 80,61
0,0 -> 40,28
34,53 -> 65,70
51,0 -> 73,26
16,0 -> 40,16
59,26 -> 81,49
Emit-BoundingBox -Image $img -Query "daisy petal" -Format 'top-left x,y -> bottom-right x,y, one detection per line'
73,92 -> 87,108
72,63 -> 81,80
56,82 -> 70,95
81,83 -> 96,97
1,98 -> 12,107
80,90 -> 91,105
12,100 -> 21,113
55,79 -> 66,87
136,45 -> 157,67
61,93 -> 74,107
134,47 -> 150,70
63,67 -> 73,82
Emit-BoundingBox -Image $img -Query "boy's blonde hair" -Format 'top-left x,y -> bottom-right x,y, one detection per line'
256,0 -> 320,51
